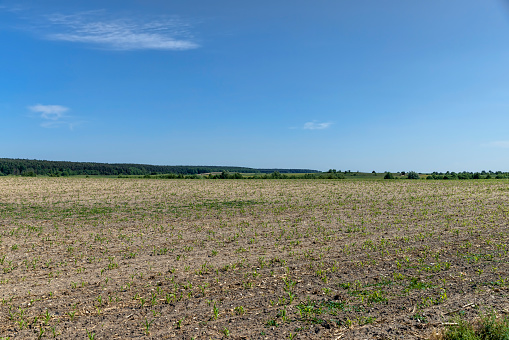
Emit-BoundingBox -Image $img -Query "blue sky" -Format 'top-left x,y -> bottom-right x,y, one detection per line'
1,0 -> 509,172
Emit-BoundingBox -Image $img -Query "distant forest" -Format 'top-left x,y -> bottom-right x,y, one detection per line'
0,158 -> 320,177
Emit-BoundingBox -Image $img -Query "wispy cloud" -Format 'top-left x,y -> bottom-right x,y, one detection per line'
303,121 -> 333,130
44,12 -> 198,51
36,11 -> 199,51
29,104 -> 82,130
29,104 -> 68,120
0,4 -> 26,13
1,5 -> 199,51
483,141 -> 509,148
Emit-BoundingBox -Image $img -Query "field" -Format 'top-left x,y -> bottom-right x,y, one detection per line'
0,177 -> 508,339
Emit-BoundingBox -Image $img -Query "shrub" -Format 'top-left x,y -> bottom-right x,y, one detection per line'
384,172 -> 394,179
322,172 -> 345,179
160,173 -> 178,179
21,170 -> 36,177
407,171 -> 420,180
438,314 -> 509,340
270,171 -> 282,179
219,171 -> 230,179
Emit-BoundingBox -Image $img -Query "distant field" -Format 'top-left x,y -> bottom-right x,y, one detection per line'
0,178 -> 508,339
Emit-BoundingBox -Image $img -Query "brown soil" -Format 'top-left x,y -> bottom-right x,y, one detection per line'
0,177 -> 508,339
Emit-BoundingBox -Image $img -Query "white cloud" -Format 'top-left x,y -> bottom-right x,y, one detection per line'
42,12 -> 199,51
29,104 -> 69,120
303,121 -> 333,130
28,104 -> 82,129
484,141 -> 509,148
39,120 -> 83,130
0,4 -> 26,12
2,6 -> 199,51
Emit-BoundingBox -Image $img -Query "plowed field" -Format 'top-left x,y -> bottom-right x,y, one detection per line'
0,178 -> 508,339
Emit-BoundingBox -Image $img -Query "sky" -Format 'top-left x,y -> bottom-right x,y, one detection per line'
1,0 -> 509,172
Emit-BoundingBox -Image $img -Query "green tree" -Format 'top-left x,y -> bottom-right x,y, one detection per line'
384,172 -> 394,179
407,171 -> 420,180
21,168 -> 37,177
270,171 -> 282,179
219,171 -> 230,179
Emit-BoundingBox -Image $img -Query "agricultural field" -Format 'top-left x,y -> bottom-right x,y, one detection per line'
0,177 -> 508,339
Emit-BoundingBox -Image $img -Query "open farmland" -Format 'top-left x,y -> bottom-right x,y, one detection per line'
0,178 -> 508,339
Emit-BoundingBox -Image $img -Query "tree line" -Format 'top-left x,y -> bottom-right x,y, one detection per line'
425,171 -> 508,180
383,171 -> 509,180
133,171 -> 345,180
0,158 -> 319,177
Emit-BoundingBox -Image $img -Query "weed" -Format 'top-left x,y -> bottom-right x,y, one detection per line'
234,306 -> 245,315
213,302 -> 220,320
440,313 -> 509,340
143,318 -> 154,335
222,327 -> 230,337
86,329 -> 95,340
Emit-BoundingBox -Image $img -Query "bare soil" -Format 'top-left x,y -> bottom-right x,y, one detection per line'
0,177 -> 508,339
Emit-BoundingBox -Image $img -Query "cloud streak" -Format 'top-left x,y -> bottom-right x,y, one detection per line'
0,4 -> 26,13
42,12 -> 199,51
29,104 -> 68,120
29,104 -> 82,129
303,121 -> 333,130
483,141 -> 509,148
1,6 -> 199,51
